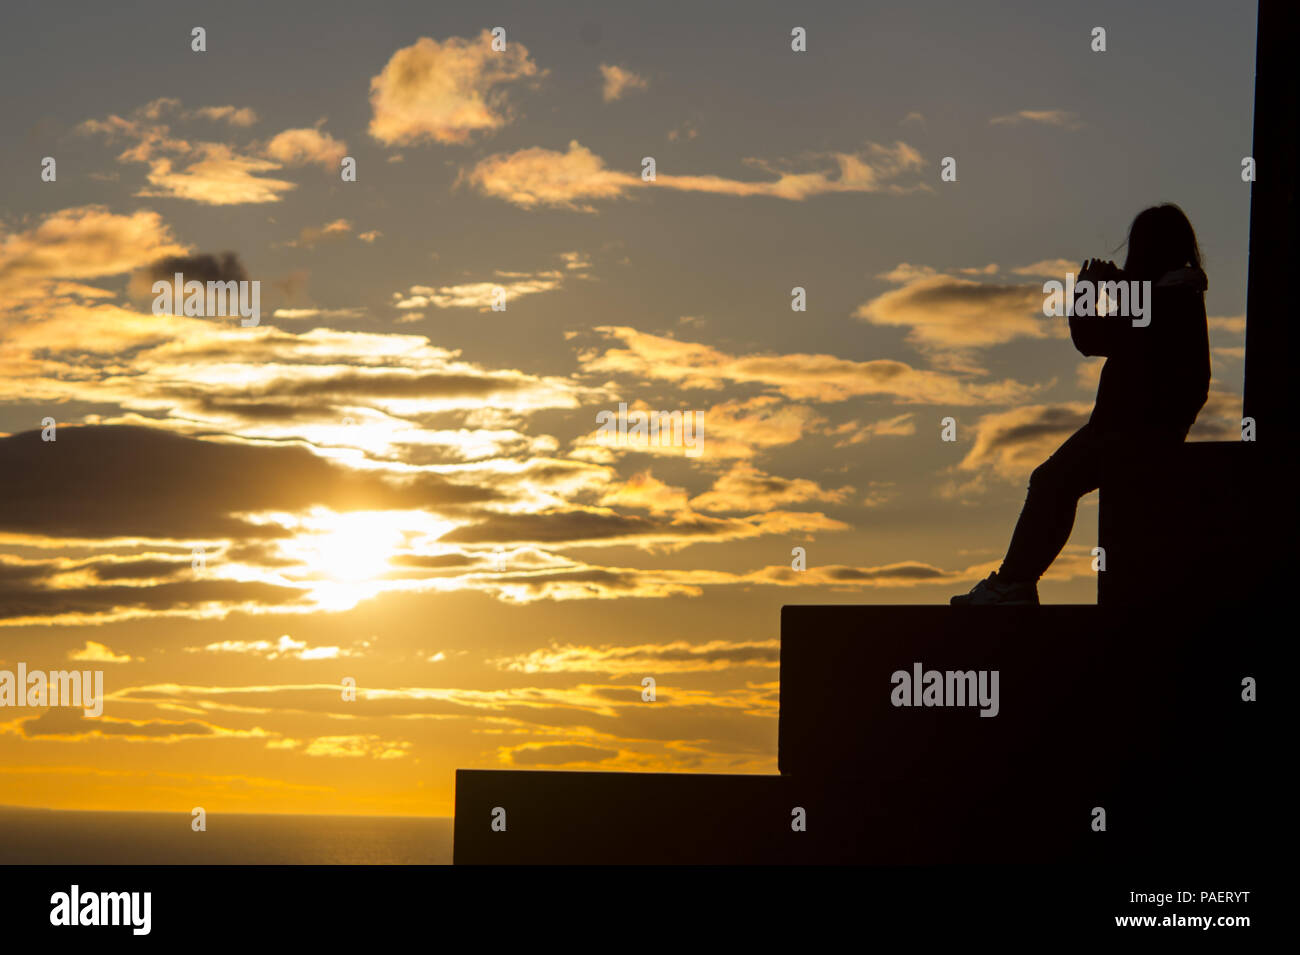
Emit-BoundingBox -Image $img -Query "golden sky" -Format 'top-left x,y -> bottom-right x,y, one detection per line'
0,3 -> 1256,816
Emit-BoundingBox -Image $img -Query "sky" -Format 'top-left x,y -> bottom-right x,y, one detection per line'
0,0 -> 1257,817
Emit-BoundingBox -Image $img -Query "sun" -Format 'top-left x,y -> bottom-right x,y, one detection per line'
271,508 -> 459,610
307,512 -> 404,584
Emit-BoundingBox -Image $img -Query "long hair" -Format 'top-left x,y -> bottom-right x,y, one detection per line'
1120,204 -> 1204,281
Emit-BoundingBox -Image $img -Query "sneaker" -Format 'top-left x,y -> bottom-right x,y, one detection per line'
950,571 -> 1039,606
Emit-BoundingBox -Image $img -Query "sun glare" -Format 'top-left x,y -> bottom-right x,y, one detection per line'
305,512 -> 405,583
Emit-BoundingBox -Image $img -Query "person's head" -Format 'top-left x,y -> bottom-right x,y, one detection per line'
1120,204 -> 1203,280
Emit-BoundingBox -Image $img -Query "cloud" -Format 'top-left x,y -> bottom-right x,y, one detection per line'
1187,389 -> 1244,441
77,98 -> 193,162
599,64 -> 648,101
368,33 -> 544,146
69,641 -> 134,663
271,307 -> 367,320
290,218 -> 353,248
578,326 -> 1038,405
505,743 -> 619,767
440,505 -> 845,551
298,735 -> 412,759
855,266 -> 1051,349
464,140 -> 928,210
1011,258 -> 1077,278
953,390 -> 1244,486
393,275 -> 563,311
828,413 -> 917,446
137,144 -> 296,205
264,128 -> 348,169
90,558 -> 188,581
598,471 -> 690,514
463,141 -> 628,210
0,424 -> 497,542
2,283 -> 594,454
989,109 -> 1083,130
18,708 -> 229,741
1208,315 -> 1245,334
492,639 -> 780,674
128,251 -> 249,301
956,403 -> 1092,481
690,463 -> 851,512
573,394 -> 817,461
358,231 -> 382,243
463,553 -> 1048,605
392,253 -> 586,310
0,206 -> 188,297
860,482 -> 898,508
78,100 -> 337,204
667,120 -> 699,142
188,634 -> 354,660
1077,357 -> 1104,390
0,555 -> 309,626
107,99 -> 258,128
192,106 -> 258,126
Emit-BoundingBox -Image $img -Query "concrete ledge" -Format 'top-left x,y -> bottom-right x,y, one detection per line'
777,605 -> 1264,784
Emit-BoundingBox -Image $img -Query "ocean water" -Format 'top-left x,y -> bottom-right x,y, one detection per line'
0,807 -> 453,864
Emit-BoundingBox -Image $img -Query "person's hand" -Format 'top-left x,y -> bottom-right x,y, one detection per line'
1094,259 -> 1122,281
1079,258 -> 1121,284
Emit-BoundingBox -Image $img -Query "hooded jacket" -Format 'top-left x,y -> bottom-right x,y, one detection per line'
1069,266 -> 1211,437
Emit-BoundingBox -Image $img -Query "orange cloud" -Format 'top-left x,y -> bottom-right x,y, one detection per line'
0,205 -> 188,296
598,471 -> 690,514
493,638 -> 780,674
956,403 -> 1093,481
599,64 -> 648,101
78,100 -> 339,205
579,326 -> 1037,405
69,641 -> 134,663
690,462 -> 851,512
989,109 -> 1083,129
368,33 -> 544,146
264,127 -> 348,168
465,140 -> 928,210
291,218 -> 353,248
828,413 -> 917,446
137,144 -> 295,205
192,105 -> 258,126
855,266 -> 1051,349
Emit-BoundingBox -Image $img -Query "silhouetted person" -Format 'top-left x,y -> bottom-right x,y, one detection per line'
953,204 -> 1210,605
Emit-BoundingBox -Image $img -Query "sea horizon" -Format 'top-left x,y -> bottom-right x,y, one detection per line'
0,806 -> 453,865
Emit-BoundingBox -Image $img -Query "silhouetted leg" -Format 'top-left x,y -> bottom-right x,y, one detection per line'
998,425 -> 1108,583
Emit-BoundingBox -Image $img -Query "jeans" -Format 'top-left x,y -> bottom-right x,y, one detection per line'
997,423 -> 1185,583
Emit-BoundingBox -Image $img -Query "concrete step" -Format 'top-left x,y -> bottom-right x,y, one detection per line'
453,770 -> 800,864
452,604 -> 1270,863
453,768 -> 1266,864
1099,441 -> 1289,605
777,605 -> 1265,785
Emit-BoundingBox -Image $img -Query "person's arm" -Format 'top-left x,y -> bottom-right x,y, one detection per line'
1068,259 -> 1129,357
1069,312 -> 1127,356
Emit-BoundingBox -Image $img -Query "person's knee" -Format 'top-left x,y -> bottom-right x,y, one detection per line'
1029,454 -> 1097,503
1027,459 -> 1062,493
